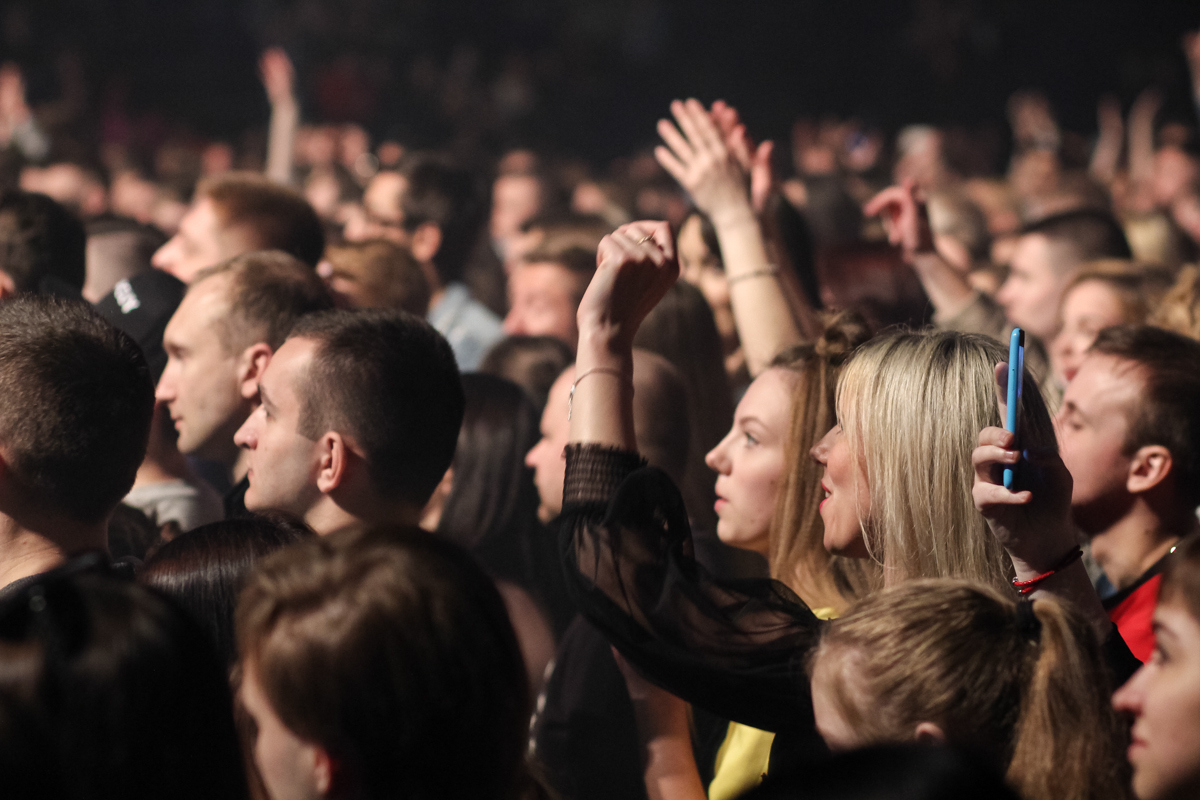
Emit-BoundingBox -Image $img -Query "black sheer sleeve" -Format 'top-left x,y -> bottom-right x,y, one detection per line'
559,443 -> 824,734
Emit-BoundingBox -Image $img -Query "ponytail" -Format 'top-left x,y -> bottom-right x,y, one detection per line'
814,582 -> 1131,800
1008,600 -> 1131,800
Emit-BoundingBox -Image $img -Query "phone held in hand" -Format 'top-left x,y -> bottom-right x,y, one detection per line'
1004,328 -> 1025,490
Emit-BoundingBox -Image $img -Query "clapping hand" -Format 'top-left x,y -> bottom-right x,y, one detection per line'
654,99 -> 753,226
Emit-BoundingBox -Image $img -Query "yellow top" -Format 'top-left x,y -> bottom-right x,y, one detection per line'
706,606 -> 838,800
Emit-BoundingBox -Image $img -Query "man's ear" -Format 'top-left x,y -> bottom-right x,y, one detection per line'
0,269 -> 17,300
409,222 -> 443,265
1128,444 -> 1173,495
315,432 -> 351,495
913,721 -> 946,744
311,743 -> 336,797
237,343 -> 274,400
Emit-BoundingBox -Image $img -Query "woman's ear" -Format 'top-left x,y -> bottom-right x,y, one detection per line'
913,721 -> 946,744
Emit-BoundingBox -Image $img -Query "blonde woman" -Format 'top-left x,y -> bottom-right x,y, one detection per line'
809,581 -> 1131,800
563,221 -> 1127,784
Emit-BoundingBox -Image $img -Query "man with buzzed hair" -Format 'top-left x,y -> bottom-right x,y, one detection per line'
152,173 -> 325,283
156,250 -> 333,511
0,295 -> 154,596
233,309 -> 465,534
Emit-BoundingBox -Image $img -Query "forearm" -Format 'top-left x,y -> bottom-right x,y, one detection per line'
715,207 -> 802,376
633,697 -> 707,800
568,329 -> 637,451
760,196 -> 822,339
911,252 -> 976,319
265,98 -> 299,186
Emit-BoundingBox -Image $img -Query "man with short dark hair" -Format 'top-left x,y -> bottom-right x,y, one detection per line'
868,189 -> 1132,379
152,173 -> 325,283
233,308 -> 465,534
345,158 -> 501,369
503,246 -> 597,348
0,295 -> 154,594
0,189 -> 86,298
156,251 -> 333,509
1058,324 -> 1200,660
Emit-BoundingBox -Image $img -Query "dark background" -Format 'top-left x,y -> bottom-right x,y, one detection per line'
3,0 -> 1199,164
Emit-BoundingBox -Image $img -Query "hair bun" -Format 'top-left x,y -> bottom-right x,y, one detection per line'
815,310 -> 873,363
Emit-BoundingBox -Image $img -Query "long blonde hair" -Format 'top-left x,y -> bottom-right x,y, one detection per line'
769,312 -> 879,612
836,330 -> 1056,593
811,581 -> 1131,800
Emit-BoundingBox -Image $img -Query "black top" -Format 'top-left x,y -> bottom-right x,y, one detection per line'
533,615 -> 649,800
558,443 -> 1141,750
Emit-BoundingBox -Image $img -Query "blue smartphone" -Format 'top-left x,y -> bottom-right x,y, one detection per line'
1004,328 -> 1025,489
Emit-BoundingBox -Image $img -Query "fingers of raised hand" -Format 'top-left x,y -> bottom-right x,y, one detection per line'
974,442 -> 1019,479
973,482 -> 1033,512
657,117 -> 695,164
863,185 -> 909,218
672,98 -> 726,157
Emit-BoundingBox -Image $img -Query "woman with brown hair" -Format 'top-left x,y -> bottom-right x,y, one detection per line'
810,581 -> 1130,800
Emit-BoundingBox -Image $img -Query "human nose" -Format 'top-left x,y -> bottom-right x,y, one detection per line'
503,308 -> 524,335
810,425 -> 836,464
155,363 -> 178,403
233,408 -> 260,449
705,431 -> 733,474
151,237 -> 178,270
525,440 -> 542,470
1112,664 -> 1148,716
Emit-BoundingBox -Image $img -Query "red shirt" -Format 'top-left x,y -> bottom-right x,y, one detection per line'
1105,573 -> 1163,663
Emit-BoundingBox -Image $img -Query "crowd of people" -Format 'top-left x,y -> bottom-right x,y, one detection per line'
2,26 -> 1200,800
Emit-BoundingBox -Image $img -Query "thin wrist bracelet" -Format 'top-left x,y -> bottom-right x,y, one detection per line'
727,267 -> 779,286
568,367 -> 631,421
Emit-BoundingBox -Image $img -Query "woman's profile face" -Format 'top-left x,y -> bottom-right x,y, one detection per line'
1113,598 -> 1200,800
1050,280 -> 1126,385
810,421 -> 870,559
705,368 -> 795,555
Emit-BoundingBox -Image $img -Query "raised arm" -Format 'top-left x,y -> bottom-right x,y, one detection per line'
560,222 -> 824,733
261,48 -> 299,187
864,182 -> 976,320
1089,95 -> 1124,188
0,63 -> 49,162
656,99 -> 803,375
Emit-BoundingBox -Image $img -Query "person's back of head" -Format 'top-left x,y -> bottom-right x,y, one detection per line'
235,526 -> 531,800
196,249 -> 336,353
810,580 -> 1129,800
0,296 -> 154,526
83,216 -> 166,303
323,238 -> 431,315
200,173 -> 326,268
436,373 -> 541,561
288,309 -> 465,511
402,157 -> 485,286
0,189 -> 86,297
1019,208 -> 1132,271
0,573 -> 248,800
140,513 -> 315,667
479,334 -> 575,412
631,348 -> 691,486
1088,325 -> 1200,510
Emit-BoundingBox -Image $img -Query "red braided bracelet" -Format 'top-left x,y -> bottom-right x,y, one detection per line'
1012,546 -> 1084,596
